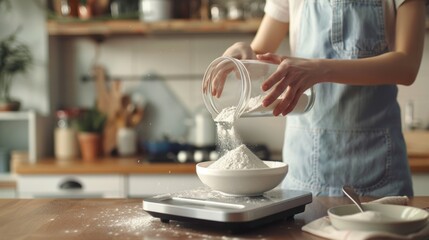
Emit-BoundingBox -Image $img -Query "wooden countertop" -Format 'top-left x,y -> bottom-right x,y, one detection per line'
409,157 -> 429,173
0,196 -> 428,239
11,155 -> 429,175
12,157 -> 197,175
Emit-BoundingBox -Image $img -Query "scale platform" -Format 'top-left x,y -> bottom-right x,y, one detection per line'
143,187 -> 312,231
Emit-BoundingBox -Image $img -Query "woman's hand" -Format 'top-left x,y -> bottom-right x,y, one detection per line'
257,53 -> 321,116
223,42 -> 257,60
205,42 -> 258,98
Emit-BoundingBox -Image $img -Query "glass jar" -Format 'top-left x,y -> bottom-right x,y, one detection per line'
202,56 -> 315,122
54,109 -> 80,160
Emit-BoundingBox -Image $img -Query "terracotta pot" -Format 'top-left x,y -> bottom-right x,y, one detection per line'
78,132 -> 102,162
0,100 -> 21,112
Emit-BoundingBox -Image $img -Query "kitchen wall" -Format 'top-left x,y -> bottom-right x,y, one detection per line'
0,0 -> 51,158
0,0 -> 49,114
2,0 -> 429,156
51,35 -> 289,152
398,34 -> 429,130
54,35 -> 429,154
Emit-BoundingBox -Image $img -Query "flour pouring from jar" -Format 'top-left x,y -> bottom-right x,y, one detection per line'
202,56 -> 315,122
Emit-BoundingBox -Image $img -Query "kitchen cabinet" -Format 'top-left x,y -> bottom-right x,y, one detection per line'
17,174 -> 126,198
0,173 -> 16,198
14,158 -> 199,198
412,174 -> 429,196
13,156 -> 429,198
408,157 -> 429,196
0,111 -> 47,164
17,173 -> 202,198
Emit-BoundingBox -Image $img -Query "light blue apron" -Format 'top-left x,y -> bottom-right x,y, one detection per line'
282,0 -> 413,196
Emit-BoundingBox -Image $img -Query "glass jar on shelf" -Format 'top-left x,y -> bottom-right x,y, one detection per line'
54,108 -> 80,160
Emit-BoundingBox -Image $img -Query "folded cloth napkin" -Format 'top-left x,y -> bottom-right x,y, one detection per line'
370,196 -> 409,205
302,196 -> 429,240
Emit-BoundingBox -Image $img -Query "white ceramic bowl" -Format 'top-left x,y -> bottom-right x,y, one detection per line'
328,203 -> 429,235
196,160 -> 288,196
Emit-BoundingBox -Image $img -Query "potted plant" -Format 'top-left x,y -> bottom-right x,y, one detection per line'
76,108 -> 107,161
0,28 -> 32,111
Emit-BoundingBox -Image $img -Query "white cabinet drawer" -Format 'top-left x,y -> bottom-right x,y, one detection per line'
412,174 -> 429,196
17,174 -> 126,198
128,174 -> 203,197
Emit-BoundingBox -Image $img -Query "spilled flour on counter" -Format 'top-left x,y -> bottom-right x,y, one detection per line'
209,144 -> 268,170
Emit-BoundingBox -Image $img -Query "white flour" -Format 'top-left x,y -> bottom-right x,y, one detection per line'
208,144 -> 268,170
214,106 -> 242,156
214,106 -> 237,123
245,94 -> 309,113
212,104 -> 268,170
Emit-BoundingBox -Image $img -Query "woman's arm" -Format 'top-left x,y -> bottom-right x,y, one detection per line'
318,0 -> 426,86
259,0 -> 426,116
222,15 -> 289,59
251,15 -> 290,54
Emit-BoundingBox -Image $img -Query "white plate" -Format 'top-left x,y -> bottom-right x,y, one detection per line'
328,203 -> 429,235
196,161 -> 288,196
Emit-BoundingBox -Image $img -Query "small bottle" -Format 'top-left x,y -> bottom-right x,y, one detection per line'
54,109 -> 79,160
117,127 -> 137,156
202,56 -> 315,121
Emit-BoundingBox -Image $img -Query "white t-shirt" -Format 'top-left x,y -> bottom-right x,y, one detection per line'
265,0 -> 406,55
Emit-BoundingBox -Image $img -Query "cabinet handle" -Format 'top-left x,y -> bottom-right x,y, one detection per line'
59,179 -> 83,190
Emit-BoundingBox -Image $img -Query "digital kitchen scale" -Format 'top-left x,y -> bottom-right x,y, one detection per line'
143,187 -> 312,231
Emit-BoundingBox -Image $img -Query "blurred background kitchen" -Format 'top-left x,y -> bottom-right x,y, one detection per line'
0,0 -> 428,199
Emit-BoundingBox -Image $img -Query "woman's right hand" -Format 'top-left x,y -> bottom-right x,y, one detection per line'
206,42 -> 257,98
222,42 -> 257,60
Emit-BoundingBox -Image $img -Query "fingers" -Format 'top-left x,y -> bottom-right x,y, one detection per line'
223,42 -> 256,60
262,61 -> 288,92
259,56 -> 309,116
264,85 -> 302,116
262,73 -> 288,108
211,60 -> 235,98
280,89 -> 303,116
202,68 -> 212,94
256,53 -> 283,64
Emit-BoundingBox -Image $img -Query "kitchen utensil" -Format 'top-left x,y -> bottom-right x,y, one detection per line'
189,107 -> 216,148
328,203 -> 429,235
116,127 -> 137,156
139,0 -> 172,22
143,187 -> 312,231
110,0 -> 139,19
342,185 -> 364,212
196,161 -> 287,196
225,0 -> 244,20
94,66 -> 122,155
210,3 -> 226,21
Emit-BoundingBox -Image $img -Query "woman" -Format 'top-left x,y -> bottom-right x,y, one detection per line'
222,0 -> 426,196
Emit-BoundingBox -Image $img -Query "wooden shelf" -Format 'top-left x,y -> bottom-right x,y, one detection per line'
47,19 -> 262,37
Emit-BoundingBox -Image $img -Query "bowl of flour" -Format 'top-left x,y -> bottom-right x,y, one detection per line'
196,144 -> 288,196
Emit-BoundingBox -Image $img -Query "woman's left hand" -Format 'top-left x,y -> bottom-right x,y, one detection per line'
257,53 -> 322,116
